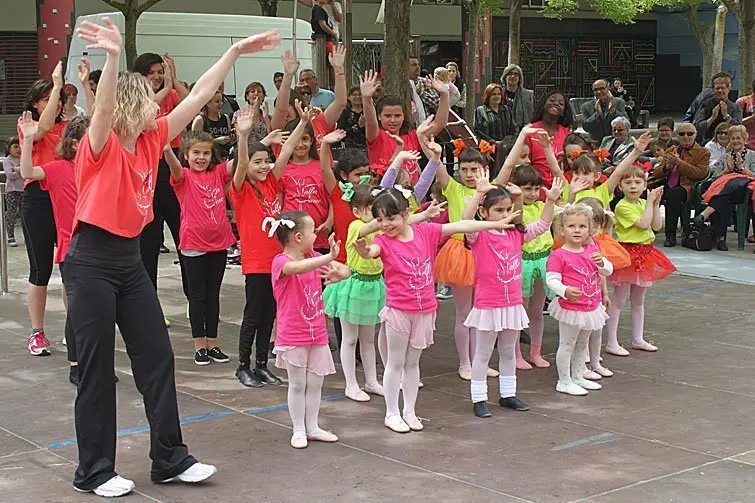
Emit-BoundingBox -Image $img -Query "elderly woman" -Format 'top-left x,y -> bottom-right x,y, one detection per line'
599,116 -> 634,166
704,121 -> 732,171
653,122 -> 710,247
695,125 -> 755,250
475,82 -> 517,143
499,64 -> 534,129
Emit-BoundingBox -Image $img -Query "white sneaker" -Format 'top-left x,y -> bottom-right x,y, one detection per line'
556,381 -> 589,396
74,475 -> 135,498
62,335 -> 67,346
160,462 -> 217,483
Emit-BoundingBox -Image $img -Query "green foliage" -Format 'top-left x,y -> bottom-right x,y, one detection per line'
541,0 -> 716,24
461,0 -> 503,15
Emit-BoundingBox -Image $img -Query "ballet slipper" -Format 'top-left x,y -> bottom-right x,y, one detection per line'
529,345 -> 550,368
307,428 -> 339,443
384,415 -> 410,433
515,343 -> 532,370
592,366 -> 614,378
403,414 -> 424,431
583,369 -> 603,381
458,369 -> 472,381
364,382 -> 385,396
345,387 -> 370,402
486,367 -> 500,378
631,340 -> 658,352
290,432 -> 308,449
556,381 -> 588,396
573,377 -> 602,390
418,380 -> 424,389
605,345 -> 630,357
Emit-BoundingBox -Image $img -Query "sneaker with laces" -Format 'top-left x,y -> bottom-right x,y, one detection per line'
74,475 -> 135,497
28,331 -> 50,356
158,462 -> 217,483
194,348 -> 211,366
207,346 -> 229,363
7,237 -> 16,247
435,285 -> 453,300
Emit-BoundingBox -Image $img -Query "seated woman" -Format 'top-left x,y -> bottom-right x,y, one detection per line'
695,125 -> 755,251
704,122 -> 731,171
599,116 -> 634,166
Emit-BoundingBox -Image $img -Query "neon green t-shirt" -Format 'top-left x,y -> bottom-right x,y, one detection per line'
521,201 -> 554,253
614,198 -> 655,244
442,177 -> 477,239
563,182 -> 612,209
346,219 -> 383,274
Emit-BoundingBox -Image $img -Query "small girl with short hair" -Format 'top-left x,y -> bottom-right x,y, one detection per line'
271,210 -> 351,449
355,188 -> 515,433
546,204 -> 614,396
561,132 -> 595,180
605,169 -> 676,356
2,136 -> 23,247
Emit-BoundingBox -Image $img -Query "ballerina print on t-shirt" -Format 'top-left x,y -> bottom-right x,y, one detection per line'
194,178 -> 225,224
135,167 -> 155,213
398,253 -> 433,310
489,243 -> 522,304
291,176 -> 322,209
568,262 -> 601,301
300,284 -> 325,340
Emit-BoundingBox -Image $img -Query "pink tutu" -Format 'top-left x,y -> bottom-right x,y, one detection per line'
274,344 -> 336,376
548,299 -> 609,331
379,306 -> 436,349
464,305 -> 529,332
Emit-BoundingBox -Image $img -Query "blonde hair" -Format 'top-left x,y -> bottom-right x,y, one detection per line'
578,197 -> 614,235
619,165 -> 647,181
433,67 -> 450,83
728,124 -> 749,141
113,72 -> 158,137
553,203 -> 594,238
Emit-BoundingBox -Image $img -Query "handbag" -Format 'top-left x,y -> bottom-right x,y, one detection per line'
682,221 -> 713,251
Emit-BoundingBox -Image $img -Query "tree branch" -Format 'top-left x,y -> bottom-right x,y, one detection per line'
720,0 -> 740,14
686,4 -> 713,44
137,0 -> 165,15
101,0 -> 127,11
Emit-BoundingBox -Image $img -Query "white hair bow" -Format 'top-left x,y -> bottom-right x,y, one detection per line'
393,185 -> 412,200
261,216 -> 295,238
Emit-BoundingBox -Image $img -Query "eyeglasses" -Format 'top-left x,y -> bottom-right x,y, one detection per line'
716,131 -> 729,136
613,128 -> 626,132
593,86 -> 607,92
678,132 -> 696,137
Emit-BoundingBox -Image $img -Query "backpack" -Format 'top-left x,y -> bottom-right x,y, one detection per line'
682,223 -> 713,251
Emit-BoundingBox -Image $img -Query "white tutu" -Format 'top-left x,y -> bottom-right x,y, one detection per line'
464,305 -> 530,332
548,299 -> 609,331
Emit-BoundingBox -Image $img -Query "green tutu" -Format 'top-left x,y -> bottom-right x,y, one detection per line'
522,250 -> 552,299
323,272 -> 386,326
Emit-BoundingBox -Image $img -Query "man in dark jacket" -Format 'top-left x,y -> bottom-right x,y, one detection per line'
693,72 -> 742,144
581,78 -> 628,142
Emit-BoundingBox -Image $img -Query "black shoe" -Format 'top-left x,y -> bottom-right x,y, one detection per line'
499,396 -> 530,411
254,366 -> 283,385
114,373 -> 119,383
194,348 -> 211,366
159,245 -> 170,254
716,239 -> 729,251
236,365 -> 263,387
207,346 -> 230,363
663,236 -> 676,247
69,366 -> 79,386
473,401 -> 492,418
520,331 -> 531,345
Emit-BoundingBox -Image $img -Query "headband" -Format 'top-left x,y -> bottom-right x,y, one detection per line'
452,139 -> 496,158
371,185 -> 412,200
568,149 -> 611,163
261,216 -> 295,238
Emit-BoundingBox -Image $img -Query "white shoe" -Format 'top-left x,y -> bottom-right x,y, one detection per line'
556,381 -> 589,396
345,387 -> 370,402
160,462 -> 217,483
486,367 -> 499,378
364,382 -> 385,396
574,378 -> 602,391
74,475 -> 135,497
384,415 -> 410,433
583,369 -> 602,381
403,414 -> 424,431
62,335 -> 67,346
458,369 -> 472,381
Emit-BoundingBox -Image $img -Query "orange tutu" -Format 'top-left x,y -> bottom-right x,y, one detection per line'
610,243 -> 676,286
553,233 -> 632,271
434,237 -> 475,287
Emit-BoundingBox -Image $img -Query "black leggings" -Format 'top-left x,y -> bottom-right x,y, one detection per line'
60,262 -> 76,363
20,183 -> 56,286
184,251 -> 227,340
709,186 -> 748,239
63,224 -> 195,490
239,273 -> 276,367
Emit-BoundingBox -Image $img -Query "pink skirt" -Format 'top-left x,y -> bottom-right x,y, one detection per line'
548,299 -> 609,331
464,305 -> 529,332
274,344 -> 336,376
379,306 -> 436,350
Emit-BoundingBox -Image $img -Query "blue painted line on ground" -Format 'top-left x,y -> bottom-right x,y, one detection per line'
46,394 -> 346,450
550,432 -> 613,451
652,282 -> 725,297
592,438 -> 616,445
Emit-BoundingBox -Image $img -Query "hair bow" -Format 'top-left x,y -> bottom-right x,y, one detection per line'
592,149 -> 611,163
633,160 -> 653,173
452,138 -> 468,157
359,174 -> 372,184
261,216 -> 295,238
568,149 -> 589,160
66,129 -> 77,138
393,185 -> 412,200
479,140 -> 496,155
339,181 -> 355,202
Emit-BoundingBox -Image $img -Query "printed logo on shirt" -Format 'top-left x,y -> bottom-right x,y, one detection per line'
489,244 -> 522,303
568,262 -> 601,300
261,194 -> 282,218
291,176 -> 322,208
194,178 -> 225,224
300,284 -> 324,340
398,253 -> 433,310
135,167 -> 155,214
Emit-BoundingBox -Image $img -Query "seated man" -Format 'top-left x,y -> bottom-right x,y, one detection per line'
581,79 -> 628,143
299,69 -> 335,109
652,122 -> 710,247
693,72 -> 742,144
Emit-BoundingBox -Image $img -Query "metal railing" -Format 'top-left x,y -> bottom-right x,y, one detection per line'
0,183 -> 9,294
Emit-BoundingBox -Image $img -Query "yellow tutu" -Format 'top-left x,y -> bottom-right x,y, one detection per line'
434,237 -> 475,287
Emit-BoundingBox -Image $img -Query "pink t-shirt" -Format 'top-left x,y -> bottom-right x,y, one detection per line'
271,252 -> 329,346
525,122 -> 570,189
368,129 -> 421,184
171,166 -> 236,252
280,159 -> 329,249
546,243 -> 603,312
373,222 -> 442,312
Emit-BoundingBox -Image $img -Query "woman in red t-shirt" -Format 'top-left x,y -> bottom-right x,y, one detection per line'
524,91 -> 573,188
18,61 -> 65,357
360,69 -> 450,183
64,18 -> 282,497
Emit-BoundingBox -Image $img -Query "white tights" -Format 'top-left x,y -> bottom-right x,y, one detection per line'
286,363 -> 325,435
470,330 -> 519,402
556,322 -> 591,386
588,329 -> 603,370
606,283 -> 648,348
452,286 -> 476,372
340,320 -> 379,391
525,280 -> 547,347
383,325 -> 424,419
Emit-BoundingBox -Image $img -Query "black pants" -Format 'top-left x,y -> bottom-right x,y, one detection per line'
59,263 -> 76,363
239,274 -> 276,367
184,251 -> 227,340
709,187 -> 747,239
139,158 -> 189,299
20,183 -> 56,286
662,184 -> 688,237
63,224 -> 195,490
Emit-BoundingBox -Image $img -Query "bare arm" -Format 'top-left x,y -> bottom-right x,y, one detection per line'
427,77 -> 450,137
323,45 -> 348,128
164,147 -> 184,182
77,58 -> 95,117
36,62 -> 63,139
191,115 -> 204,132
605,131 -> 652,192
442,219 -> 515,236
318,20 -> 337,38
272,51 -> 300,131
272,101 -> 308,179
282,253 -> 335,276
360,70 -> 381,144
19,133 -> 45,181
495,127 -> 532,185
354,238 -> 381,259
154,76 -> 173,105
163,54 -> 189,101
319,130 -> 345,193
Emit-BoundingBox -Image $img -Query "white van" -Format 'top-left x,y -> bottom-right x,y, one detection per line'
65,12 -> 314,109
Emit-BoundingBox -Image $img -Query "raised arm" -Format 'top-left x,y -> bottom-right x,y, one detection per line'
495,126 -> 535,185
166,30 -> 282,143
360,70 -> 381,144
442,214 -> 520,237
191,114 -> 205,132
271,51 -> 300,131
17,113 -> 46,181
381,150 -> 421,188
605,131 -> 652,192
272,100 -> 309,179
232,108 -> 252,191
323,45 -> 348,128
77,58 -> 95,117
164,146 -> 184,182
76,18 -> 120,158
35,62 -> 63,139
427,76 -> 450,136
650,187 -> 663,232
153,73 -> 173,105
163,54 -> 189,101
319,129 -> 346,193
282,234 -> 340,275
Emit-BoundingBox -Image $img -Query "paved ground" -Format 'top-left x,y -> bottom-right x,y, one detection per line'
1,230 -> 754,503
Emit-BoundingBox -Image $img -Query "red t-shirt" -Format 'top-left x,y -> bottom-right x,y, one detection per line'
18,121 -> 67,188
368,129 -> 421,184
171,166 -> 236,252
228,176 -> 283,274
330,184 -> 356,264
73,117 -> 170,238
158,89 -> 182,148
39,159 -> 76,264
280,159 -> 329,249
524,122 -> 570,189
270,114 -> 333,160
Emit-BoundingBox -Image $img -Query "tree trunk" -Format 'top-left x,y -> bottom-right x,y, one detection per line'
464,2 -> 479,130
343,0 -> 353,87
258,0 -> 278,17
686,6 -> 715,87
712,3 -> 728,76
507,0 -> 522,66
124,6 -> 139,69
740,0 -> 755,94
382,0 -> 411,112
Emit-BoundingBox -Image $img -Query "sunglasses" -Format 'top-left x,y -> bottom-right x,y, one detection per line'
613,128 -> 626,132
678,132 -> 696,137
716,131 -> 729,136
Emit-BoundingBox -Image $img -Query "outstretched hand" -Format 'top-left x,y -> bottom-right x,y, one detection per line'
395,150 -> 421,165
17,111 -> 38,139
77,58 -> 90,85
234,30 -> 282,55
322,129 -> 347,145
546,177 -> 564,202
354,238 -> 370,258
359,70 -> 381,98
77,17 -> 122,56
327,233 -> 340,259
328,44 -> 346,70
319,263 -> 350,285
281,50 -> 300,76
422,199 -> 447,220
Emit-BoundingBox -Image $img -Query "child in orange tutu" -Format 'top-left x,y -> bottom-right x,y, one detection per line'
605,168 -> 676,356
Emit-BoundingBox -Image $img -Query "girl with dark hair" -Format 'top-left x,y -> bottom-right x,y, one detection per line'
191,90 -> 233,160
2,136 -> 22,246
525,91 -> 573,188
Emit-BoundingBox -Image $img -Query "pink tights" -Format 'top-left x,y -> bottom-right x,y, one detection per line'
452,286 -> 476,372
522,280 -> 549,368
286,363 -> 325,436
340,320 -> 379,391
382,325 -> 424,419
606,283 -> 648,349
